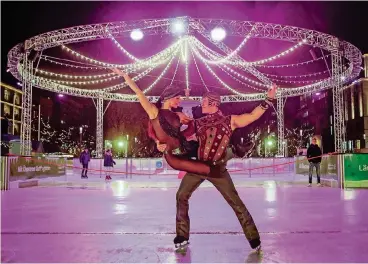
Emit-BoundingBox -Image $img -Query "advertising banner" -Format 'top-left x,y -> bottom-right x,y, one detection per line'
344,154 -> 368,188
10,157 -> 66,179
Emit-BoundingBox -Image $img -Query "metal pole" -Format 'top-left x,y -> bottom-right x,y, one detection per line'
37,104 -> 41,141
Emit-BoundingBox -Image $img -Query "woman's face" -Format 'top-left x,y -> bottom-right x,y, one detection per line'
168,96 -> 181,108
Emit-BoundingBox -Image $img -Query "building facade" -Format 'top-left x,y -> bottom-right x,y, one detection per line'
0,82 -> 22,136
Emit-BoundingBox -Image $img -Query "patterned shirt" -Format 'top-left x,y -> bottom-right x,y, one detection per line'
195,111 -> 232,163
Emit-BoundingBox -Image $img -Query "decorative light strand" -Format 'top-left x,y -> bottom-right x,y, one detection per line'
190,45 -> 249,96
255,55 -> 330,68
170,56 -> 180,86
36,68 -> 114,79
192,39 -> 329,87
61,39 -> 182,69
51,75 -> 120,85
263,69 -> 330,79
184,39 -> 190,92
107,29 -> 143,63
189,46 -> 209,92
217,64 -> 267,92
243,39 -> 307,66
42,56 -> 103,69
142,49 -> 180,94
189,36 -> 307,66
192,26 -> 255,65
191,39 -> 268,88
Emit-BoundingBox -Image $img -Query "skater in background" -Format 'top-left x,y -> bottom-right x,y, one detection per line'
104,149 -> 116,180
79,148 -> 90,179
307,137 -> 322,187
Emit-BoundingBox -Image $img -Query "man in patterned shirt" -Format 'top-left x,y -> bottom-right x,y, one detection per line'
158,85 -> 276,251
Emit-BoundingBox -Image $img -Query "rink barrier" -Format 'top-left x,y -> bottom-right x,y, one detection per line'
1,153 -> 342,190
5,152 -> 335,176
1,156 -> 10,190
9,153 -> 368,189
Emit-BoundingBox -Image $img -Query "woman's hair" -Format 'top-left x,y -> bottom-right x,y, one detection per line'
155,84 -> 182,108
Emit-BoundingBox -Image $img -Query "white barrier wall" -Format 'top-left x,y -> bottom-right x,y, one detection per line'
73,157 -> 295,177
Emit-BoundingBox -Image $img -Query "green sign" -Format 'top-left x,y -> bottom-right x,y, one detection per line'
344,154 -> 368,188
10,157 -> 66,179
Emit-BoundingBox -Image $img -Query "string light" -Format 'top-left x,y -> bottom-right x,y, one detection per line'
243,39 -> 307,66
190,36 -> 307,66
263,70 -> 330,79
61,39 -> 182,70
170,55 -> 180,86
142,49 -> 180,94
36,69 -> 114,79
189,26 -> 254,65
184,39 -> 190,92
189,46 -> 209,92
256,55 -> 330,68
107,29 -> 143,62
190,45 -> 251,96
217,64 -> 267,92
191,39 -> 268,88
42,57 -> 102,70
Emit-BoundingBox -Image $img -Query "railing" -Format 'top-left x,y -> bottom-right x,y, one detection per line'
72,157 -> 296,178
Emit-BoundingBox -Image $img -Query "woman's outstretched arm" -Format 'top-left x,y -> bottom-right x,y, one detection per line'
112,68 -> 158,119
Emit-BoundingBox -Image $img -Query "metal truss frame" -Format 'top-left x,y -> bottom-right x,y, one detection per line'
20,53 -> 32,156
8,18 -> 361,155
331,39 -> 345,152
8,18 -> 361,98
276,95 -> 286,157
96,96 -> 104,158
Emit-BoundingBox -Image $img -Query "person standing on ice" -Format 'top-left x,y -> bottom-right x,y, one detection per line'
103,149 -> 116,180
79,148 -> 91,179
157,85 -> 277,251
307,137 -> 322,187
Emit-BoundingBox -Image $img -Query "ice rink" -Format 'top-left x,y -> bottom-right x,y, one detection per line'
1,174 -> 368,263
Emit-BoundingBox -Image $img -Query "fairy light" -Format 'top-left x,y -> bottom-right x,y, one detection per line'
256,55 -> 331,68
190,45 -> 248,96
191,39 -> 268,88
107,29 -> 143,62
184,39 -> 190,91
61,39 -> 182,70
42,56 -> 104,70
170,56 -> 180,86
35,68 -> 115,79
243,39 -> 307,66
142,49 -> 179,94
218,64 -> 267,92
263,70 -> 330,79
190,36 -> 307,66
189,46 -> 209,92
188,27 -> 255,65
52,75 -> 120,85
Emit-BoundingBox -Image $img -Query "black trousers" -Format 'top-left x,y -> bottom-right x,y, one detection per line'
176,167 -> 261,249
81,163 -> 88,176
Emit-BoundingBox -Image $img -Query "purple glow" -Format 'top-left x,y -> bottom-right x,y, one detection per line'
316,92 -> 320,95
58,94 -> 64,97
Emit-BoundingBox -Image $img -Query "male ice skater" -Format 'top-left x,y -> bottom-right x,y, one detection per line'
158,85 -> 276,251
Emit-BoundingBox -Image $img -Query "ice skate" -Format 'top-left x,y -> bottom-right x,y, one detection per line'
174,235 -> 189,253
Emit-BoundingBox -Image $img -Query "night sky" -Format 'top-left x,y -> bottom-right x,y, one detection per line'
1,1 -> 367,87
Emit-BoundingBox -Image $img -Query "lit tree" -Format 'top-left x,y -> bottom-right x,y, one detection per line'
285,124 -> 315,156
31,116 -> 57,143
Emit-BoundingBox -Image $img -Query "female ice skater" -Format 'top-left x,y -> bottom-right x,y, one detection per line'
112,68 -> 213,175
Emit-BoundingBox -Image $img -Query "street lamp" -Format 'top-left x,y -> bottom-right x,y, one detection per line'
126,134 -> 129,157
79,126 -> 83,143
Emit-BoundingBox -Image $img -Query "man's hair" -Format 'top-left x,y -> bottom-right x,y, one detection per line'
203,91 -> 221,106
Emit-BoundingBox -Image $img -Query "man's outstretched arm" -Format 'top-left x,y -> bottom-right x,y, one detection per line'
231,85 -> 277,130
